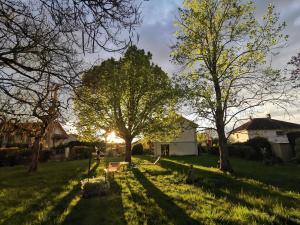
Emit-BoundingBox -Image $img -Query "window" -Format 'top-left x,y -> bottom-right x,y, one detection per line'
276,131 -> 284,136
161,144 -> 170,156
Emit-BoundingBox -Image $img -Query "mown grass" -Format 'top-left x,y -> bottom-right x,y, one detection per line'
0,154 -> 299,225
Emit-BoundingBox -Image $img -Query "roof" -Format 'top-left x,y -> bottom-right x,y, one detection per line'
0,120 -> 67,135
231,118 -> 300,133
178,115 -> 198,128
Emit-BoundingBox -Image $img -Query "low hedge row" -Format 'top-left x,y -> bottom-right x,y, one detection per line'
0,149 -> 52,167
199,137 -> 273,161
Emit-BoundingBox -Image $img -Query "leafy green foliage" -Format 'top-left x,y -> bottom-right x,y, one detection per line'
172,0 -> 289,171
247,137 -> 272,160
196,132 -> 206,144
295,138 -> 300,163
132,143 -> 144,155
75,46 -> 181,161
0,149 -> 52,167
227,143 -> 258,160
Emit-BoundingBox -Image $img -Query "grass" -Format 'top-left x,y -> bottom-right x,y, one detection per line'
0,154 -> 299,225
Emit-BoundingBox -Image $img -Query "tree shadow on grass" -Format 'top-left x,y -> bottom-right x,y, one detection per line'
172,155 -> 300,193
61,179 -> 126,225
0,163 -> 98,225
133,168 -> 202,225
159,159 -> 300,225
2,163 -> 101,225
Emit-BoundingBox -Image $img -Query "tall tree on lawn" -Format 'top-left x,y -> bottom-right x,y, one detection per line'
172,0 -> 291,172
75,46 -> 179,163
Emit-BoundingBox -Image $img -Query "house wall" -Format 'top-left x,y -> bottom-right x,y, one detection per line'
153,125 -> 198,156
229,130 -> 249,143
230,129 -> 300,144
271,143 -> 293,162
230,128 -> 300,161
172,127 -> 197,142
153,142 -> 197,156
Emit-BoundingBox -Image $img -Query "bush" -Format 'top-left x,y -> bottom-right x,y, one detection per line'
295,138 -> 300,163
208,146 -> 219,155
39,150 -> 52,162
132,143 -> 144,155
6,143 -> 29,149
0,148 -> 51,166
69,146 -> 93,160
227,143 -> 257,160
54,141 -> 105,151
246,137 -> 272,160
81,177 -> 110,198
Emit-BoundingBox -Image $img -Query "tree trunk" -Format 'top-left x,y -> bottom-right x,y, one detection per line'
124,138 -> 132,163
218,130 -> 233,173
216,115 -> 233,173
28,136 -> 41,173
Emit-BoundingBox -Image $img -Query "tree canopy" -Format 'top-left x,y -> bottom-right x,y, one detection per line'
172,0 -> 290,172
75,46 -> 179,162
0,0 -> 140,172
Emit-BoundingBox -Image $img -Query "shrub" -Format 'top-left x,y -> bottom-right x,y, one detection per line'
39,150 -> 52,162
210,146 -> 219,155
246,137 -> 272,160
68,146 -> 93,160
227,143 -> 257,160
6,143 -> 29,149
81,177 -> 110,198
132,143 -> 144,155
0,148 -> 51,167
295,138 -> 300,163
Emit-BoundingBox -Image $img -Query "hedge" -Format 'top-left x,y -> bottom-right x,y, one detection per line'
0,149 -> 52,167
132,143 -> 144,155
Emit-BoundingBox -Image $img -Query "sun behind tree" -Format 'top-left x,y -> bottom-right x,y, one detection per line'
74,46 -> 179,163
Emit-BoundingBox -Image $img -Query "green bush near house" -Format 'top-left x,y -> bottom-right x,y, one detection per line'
295,138 -> 300,163
227,143 -> 256,160
0,149 -> 52,167
132,143 -> 144,155
246,137 -> 272,160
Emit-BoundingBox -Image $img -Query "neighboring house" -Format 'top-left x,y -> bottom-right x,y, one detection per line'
0,121 -> 68,150
153,117 -> 198,156
63,133 -> 79,145
229,115 -> 300,161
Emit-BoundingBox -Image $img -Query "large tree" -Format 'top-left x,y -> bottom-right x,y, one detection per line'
75,46 -> 178,163
172,0 -> 290,172
0,0 -> 140,171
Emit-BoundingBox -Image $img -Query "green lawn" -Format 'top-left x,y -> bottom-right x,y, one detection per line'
0,154 -> 299,225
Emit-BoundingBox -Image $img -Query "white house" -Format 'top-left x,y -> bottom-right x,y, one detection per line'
153,117 -> 198,156
229,115 -> 300,161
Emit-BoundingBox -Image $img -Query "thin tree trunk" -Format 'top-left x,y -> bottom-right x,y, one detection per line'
124,138 -> 132,163
218,130 -> 233,173
213,73 -> 233,173
28,136 -> 41,173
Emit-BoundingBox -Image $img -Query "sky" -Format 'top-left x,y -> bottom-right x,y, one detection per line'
66,0 -> 300,133
134,0 -> 300,125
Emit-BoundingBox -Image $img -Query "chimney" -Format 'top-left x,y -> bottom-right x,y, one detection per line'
266,114 -> 271,119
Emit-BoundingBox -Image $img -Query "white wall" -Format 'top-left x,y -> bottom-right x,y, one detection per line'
153,142 -> 197,156
172,126 -> 196,142
230,128 -> 300,144
229,130 -> 249,143
153,123 -> 197,156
